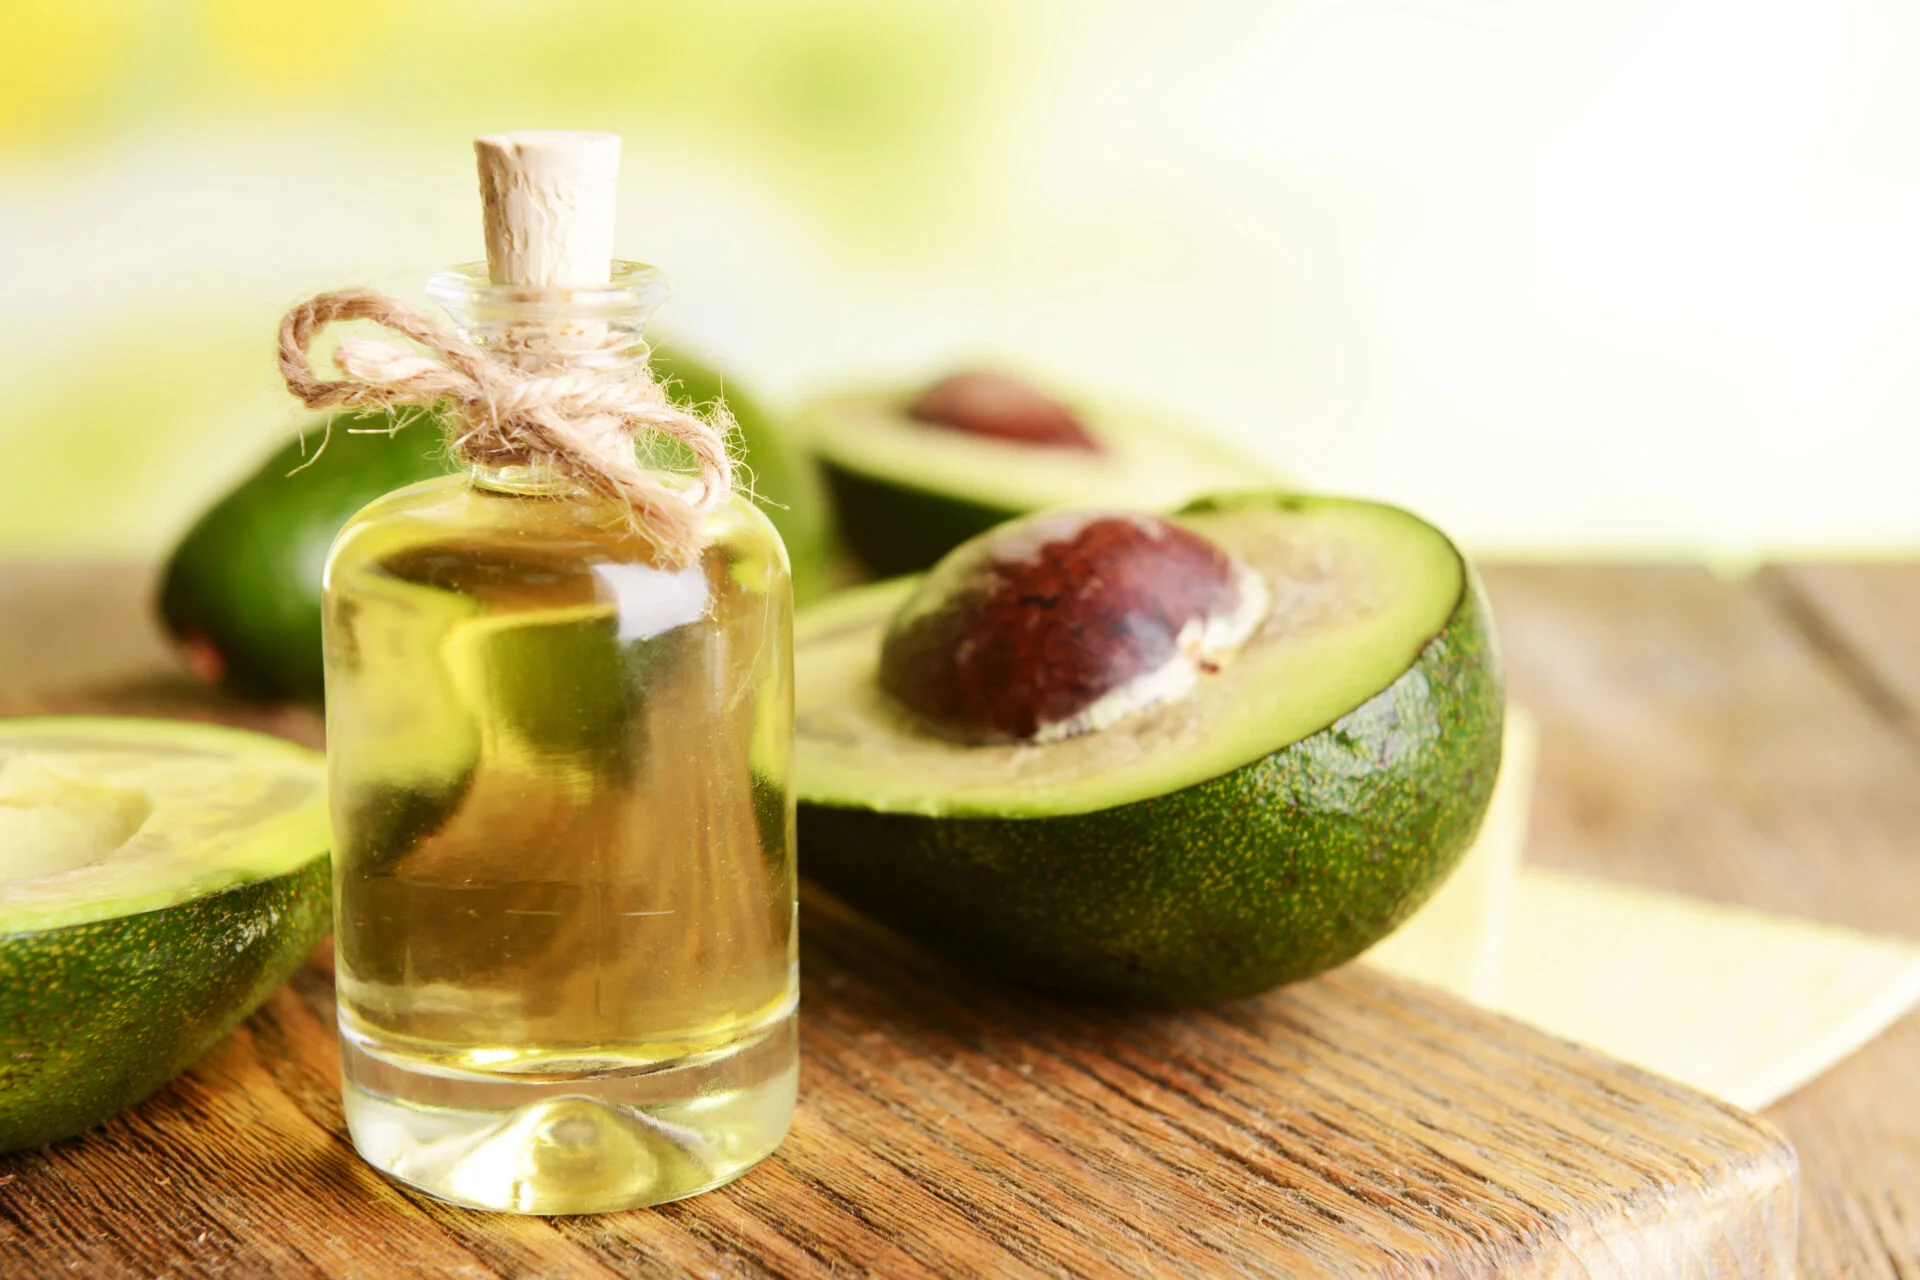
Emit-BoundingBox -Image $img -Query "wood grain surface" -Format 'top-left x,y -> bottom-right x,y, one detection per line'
1482,564 -> 1920,1280
7,559 -> 1905,1277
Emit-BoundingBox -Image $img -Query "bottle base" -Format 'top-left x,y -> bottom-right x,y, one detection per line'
339,1015 -> 797,1214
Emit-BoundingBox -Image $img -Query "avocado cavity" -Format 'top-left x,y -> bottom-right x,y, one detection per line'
0,757 -> 153,883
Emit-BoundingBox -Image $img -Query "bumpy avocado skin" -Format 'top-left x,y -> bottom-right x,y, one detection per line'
822,463 -> 1017,577
799,573 -> 1504,1005
0,854 -> 331,1152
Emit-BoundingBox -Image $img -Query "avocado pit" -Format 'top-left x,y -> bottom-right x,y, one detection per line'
907,371 -> 1103,453
878,511 -> 1269,744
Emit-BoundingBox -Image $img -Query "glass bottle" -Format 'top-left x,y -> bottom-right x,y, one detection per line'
321,262 -> 797,1214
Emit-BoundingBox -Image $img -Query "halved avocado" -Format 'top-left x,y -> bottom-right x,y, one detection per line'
796,492 -> 1504,1005
801,374 -> 1280,576
160,345 -> 827,703
0,718 -> 332,1151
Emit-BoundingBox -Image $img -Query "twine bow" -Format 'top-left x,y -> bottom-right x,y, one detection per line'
277,287 -> 735,564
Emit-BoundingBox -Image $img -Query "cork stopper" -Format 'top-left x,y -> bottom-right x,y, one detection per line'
474,131 -> 620,288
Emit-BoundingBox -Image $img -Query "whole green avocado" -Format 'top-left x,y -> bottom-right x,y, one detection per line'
160,346 -> 831,701
159,413 -> 448,701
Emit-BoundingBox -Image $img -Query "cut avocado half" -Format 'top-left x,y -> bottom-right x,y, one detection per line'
796,492 -> 1504,1005
801,376 -> 1280,576
0,718 -> 332,1151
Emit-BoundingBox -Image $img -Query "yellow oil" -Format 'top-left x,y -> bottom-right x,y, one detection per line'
322,469 -> 797,1214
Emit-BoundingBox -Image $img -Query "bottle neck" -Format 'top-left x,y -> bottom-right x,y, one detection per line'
426,260 -> 671,498
467,461 -> 712,512
469,460 -> 576,496
428,259 -> 667,372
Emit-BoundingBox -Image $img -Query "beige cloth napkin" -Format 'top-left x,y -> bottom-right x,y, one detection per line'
1363,710 -> 1920,1111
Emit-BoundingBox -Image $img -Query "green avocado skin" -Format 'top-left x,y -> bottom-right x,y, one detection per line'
0,854 -> 330,1152
799,573 -> 1504,1006
822,462 -> 1017,577
160,347 -> 830,702
160,414 -> 448,702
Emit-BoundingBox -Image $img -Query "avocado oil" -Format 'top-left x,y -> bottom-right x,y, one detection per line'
311,133 -> 797,1214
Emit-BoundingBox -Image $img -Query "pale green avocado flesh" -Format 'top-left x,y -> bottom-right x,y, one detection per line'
796,493 -> 1504,1004
803,389 -> 1280,575
0,719 -> 332,1151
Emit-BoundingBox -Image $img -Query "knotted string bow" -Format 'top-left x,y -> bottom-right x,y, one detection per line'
277,287 -> 735,564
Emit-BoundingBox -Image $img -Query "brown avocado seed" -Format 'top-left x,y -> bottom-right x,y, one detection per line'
878,511 -> 1269,744
907,371 -> 1104,453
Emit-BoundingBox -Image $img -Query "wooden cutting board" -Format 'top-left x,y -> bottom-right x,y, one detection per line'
0,577 -> 1798,1280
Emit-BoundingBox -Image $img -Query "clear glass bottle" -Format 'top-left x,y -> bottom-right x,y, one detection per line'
321,262 -> 797,1214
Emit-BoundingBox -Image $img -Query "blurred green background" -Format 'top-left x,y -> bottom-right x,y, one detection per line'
3,0 -> 1917,560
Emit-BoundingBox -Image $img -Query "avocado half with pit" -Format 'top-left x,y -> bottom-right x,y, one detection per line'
796,492 -> 1503,1004
0,718 -> 331,1151
802,370 -> 1280,576
160,343 -> 828,703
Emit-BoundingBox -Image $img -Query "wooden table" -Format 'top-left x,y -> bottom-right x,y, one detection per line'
1492,562 -> 1920,1279
1,561 -> 1915,1277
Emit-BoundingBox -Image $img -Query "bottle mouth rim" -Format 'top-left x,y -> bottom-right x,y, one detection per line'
426,260 -> 671,318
